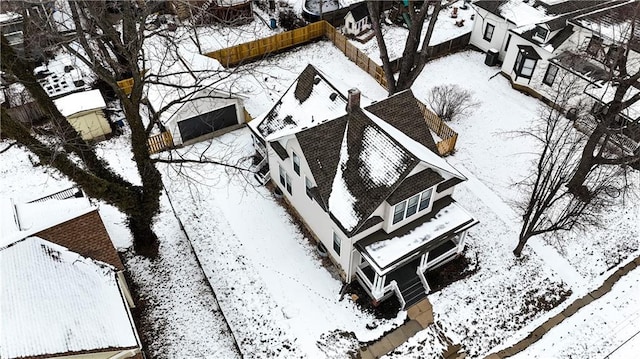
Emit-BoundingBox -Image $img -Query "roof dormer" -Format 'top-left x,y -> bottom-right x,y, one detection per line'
532,24 -> 550,43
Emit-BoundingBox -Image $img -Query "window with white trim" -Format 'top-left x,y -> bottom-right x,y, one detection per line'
483,23 -> 495,41
305,176 -> 313,199
533,26 -> 549,42
279,165 -> 292,195
418,188 -> 432,211
514,51 -> 537,79
543,64 -> 558,86
333,232 -> 341,255
292,152 -> 300,175
392,188 -> 434,225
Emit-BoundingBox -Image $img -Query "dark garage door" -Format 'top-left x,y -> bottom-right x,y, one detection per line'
178,104 -> 238,142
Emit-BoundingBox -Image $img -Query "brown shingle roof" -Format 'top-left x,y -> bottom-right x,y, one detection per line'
365,89 -> 439,154
296,116 -> 348,209
36,210 -> 124,270
387,168 -> 444,205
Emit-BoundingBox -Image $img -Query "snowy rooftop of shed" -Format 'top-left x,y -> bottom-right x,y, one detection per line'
53,89 -> 106,117
0,237 -> 139,358
358,197 -> 477,271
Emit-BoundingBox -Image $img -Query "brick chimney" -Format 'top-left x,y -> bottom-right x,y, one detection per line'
347,88 -> 361,113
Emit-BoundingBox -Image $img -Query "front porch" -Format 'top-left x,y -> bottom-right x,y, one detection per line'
354,197 -> 477,309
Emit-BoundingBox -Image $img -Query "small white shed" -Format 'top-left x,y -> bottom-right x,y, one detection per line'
344,3 -> 370,36
53,89 -> 112,141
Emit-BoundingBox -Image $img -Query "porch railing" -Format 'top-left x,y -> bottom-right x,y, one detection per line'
147,131 -> 174,154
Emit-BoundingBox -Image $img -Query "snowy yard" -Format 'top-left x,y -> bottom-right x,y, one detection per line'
2,15 -> 639,359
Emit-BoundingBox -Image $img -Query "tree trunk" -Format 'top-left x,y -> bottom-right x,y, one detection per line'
128,211 -> 159,257
513,234 -> 530,257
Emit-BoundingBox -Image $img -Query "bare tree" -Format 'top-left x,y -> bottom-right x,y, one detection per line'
367,0 -> 444,95
427,84 -> 479,121
566,2 -> 640,196
514,75 -> 620,257
1,0 -> 247,255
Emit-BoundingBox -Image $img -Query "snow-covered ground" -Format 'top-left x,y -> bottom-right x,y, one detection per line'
3,15 -> 640,359
351,0 -> 474,64
513,265 -> 640,359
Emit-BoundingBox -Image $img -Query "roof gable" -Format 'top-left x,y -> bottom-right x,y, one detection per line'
253,64 -> 348,140
0,237 -> 138,358
348,3 -> 369,22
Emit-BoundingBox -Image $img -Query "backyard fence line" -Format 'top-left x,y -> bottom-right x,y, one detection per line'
416,100 -> 458,156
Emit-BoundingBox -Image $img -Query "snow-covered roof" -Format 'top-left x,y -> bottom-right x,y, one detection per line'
144,45 -> 234,125
249,64 -> 348,141
0,197 -> 94,248
34,49 -> 93,98
570,1 -> 640,47
0,12 -> 21,24
359,198 -> 477,272
53,89 -> 106,117
0,237 -> 139,358
584,82 -> 640,121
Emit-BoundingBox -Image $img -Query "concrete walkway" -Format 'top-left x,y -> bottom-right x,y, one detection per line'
359,299 -> 465,359
486,255 -> 640,358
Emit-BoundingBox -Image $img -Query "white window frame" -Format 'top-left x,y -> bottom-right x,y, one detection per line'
483,23 -> 495,42
292,152 -> 300,175
333,231 -> 341,255
305,176 -> 313,199
514,51 -> 537,79
392,188 -> 434,225
543,64 -> 558,86
279,165 -> 292,195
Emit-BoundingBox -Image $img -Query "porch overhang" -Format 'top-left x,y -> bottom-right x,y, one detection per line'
355,197 -> 478,276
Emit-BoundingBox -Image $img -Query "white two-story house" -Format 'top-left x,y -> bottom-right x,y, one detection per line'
248,65 -> 478,308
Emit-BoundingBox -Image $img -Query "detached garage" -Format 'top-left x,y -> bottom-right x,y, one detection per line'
145,49 -> 248,147
163,88 -> 246,145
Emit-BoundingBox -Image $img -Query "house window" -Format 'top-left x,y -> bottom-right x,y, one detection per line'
586,36 -> 603,57
292,152 -> 300,175
514,50 -> 538,79
393,201 -> 406,224
483,23 -> 495,42
333,232 -> 341,255
348,22 -> 352,29
279,165 -> 285,187
285,173 -> 292,194
504,34 -> 512,51
606,45 -> 621,66
405,194 -> 420,218
418,189 -> 432,211
543,64 -> 558,86
279,165 -> 292,195
393,188 -> 434,225
305,176 -> 313,199
533,26 -> 548,42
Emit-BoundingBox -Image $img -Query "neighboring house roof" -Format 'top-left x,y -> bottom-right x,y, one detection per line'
570,1 -> 640,50
347,3 -> 369,22
475,0 -> 608,27
249,64 -> 348,140
53,89 -> 106,117
0,194 -> 124,270
0,236 -> 139,359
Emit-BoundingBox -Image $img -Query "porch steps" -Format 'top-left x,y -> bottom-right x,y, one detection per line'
398,277 -> 428,309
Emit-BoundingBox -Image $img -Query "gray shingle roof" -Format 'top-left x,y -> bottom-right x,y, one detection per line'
387,168 -> 444,205
365,89 -> 439,154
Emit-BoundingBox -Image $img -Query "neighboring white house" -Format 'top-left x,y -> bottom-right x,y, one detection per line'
145,49 -> 247,146
53,89 -> 112,141
0,189 -> 141,359
248,65 -> 478,308
471,0 -> 640,151
344,3 -> 370,36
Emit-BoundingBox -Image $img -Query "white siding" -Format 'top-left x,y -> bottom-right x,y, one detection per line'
470,8 -> 515,61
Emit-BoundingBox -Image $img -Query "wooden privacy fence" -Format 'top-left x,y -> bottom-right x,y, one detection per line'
416,100 -> 458,156
147,131 -> 174,154
206,21 -> 326,66
117,77 -> 134,95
